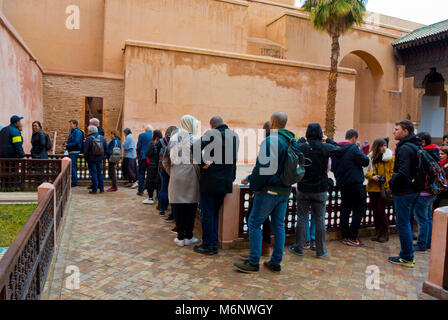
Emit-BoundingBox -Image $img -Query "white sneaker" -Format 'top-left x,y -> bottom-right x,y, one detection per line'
142,198 -> 154,205
184,238 -> 199,246
174,238 -> 185,247
131,182 -> 139,189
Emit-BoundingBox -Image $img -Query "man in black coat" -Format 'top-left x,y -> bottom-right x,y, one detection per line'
193,116 -> 239,255
331,129 -> 370,247
83,125 -> 108,194
388,120 -> 421,267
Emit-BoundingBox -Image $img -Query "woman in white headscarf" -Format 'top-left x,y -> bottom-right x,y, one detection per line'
163,115 -> 200,247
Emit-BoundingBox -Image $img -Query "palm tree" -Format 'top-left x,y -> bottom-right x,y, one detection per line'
302,0 -> 367,138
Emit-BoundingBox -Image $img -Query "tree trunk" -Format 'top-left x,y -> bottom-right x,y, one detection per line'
325,34 -> 340,139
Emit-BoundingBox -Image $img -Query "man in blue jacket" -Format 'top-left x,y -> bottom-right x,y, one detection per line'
0,115 -> 25,159
83,125 -> 108,194
136,125 -> 153,194
234,112 -> 296,274
331,129 -> 370,247
64,120 -> 84,187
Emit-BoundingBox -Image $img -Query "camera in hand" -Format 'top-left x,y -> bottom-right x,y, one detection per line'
379,176 -> 386,184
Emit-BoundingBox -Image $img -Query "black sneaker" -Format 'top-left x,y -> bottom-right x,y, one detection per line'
165,215 -> 175,222
171,227 -> 177,234
159,211 -> 165,217
89,190 -> 97,194
234,260 -> 259,273
388,256 -> 415,268
289,246 -> 303,256
194,244 -> 218,256
310,240 -> 316,251
263,261 -> 281,273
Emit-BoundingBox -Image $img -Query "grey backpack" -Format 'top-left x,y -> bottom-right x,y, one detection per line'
109,140 -> 122,163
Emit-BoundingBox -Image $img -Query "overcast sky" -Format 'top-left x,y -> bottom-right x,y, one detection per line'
294,0 -> 448,26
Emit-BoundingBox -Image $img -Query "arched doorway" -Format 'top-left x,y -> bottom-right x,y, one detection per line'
339,51 -> 384,142
418,68 -> 446,141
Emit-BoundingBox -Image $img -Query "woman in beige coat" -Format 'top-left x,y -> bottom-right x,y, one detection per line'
163,115 -> 200,247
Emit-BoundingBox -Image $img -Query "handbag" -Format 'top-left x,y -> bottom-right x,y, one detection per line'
375,163 -> 393,202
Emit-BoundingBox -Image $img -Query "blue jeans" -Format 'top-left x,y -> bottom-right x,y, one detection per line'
87,161 -> 104,193
200,193 -> 226,249
248,192 -> 289,266
413,195 -> 436,249
305,211 -> 316,241
138,159 -> 148,192
394,193 -> 419,261
69,152 -> 80,187
159,170 -> 170,212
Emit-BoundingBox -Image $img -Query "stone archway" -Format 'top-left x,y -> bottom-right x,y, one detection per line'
340,50 -> 384,142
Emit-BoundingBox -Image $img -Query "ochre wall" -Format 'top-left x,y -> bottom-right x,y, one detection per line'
2,0 -> 105,72
123,43 -> 356,162
103,0 -> 249,73
43,73 -> 124,153
0,12 -> 43,153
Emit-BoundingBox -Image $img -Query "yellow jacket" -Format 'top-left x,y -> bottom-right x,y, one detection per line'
365,149 -> 395,193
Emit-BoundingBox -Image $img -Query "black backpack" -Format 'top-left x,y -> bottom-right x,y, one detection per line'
278,134 -> 309,186
406,143 -> 448,194
45,133 -> 52,151
91,136 -> 104,156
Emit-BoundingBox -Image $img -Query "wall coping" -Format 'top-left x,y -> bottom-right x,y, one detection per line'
125,40 -> 357,75
43,68 -> 125,80
0,11 -> 44,73
254,0 -> 417,34
212,0 -> 249,7
267,10 -> 406,40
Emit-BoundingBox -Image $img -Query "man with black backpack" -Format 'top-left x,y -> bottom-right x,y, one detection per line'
83,125 -> 108,194
234,112 -> 302,274
388,120 -> 421,268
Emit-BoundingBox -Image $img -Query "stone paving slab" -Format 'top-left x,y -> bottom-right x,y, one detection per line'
44,187 -> 436,300
0,192 -> 38,204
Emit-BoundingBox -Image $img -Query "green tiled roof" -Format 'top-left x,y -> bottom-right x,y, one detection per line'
392,19 -> 448,47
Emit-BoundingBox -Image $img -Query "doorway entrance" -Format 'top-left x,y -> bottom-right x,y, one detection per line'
84,97 -> 103,133
419,69 -> 446,141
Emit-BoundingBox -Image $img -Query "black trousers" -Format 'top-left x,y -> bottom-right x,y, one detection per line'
173,203 -> 198,240
340,184 -> 367,240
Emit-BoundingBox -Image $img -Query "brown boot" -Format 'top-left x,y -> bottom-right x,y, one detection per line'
371,229 -> 380,242
262,241 -> 271,257
378,229 -> 389,243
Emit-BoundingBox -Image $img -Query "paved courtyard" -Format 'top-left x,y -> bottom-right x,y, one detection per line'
43,187 -> 436,300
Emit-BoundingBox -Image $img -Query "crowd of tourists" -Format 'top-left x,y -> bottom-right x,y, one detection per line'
1,113 -> 448,272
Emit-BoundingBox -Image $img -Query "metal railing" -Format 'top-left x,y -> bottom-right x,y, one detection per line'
26,154 -> 125,181
0,159 -> 62,192
0,160 -> 70,300
238,186 -> 396,238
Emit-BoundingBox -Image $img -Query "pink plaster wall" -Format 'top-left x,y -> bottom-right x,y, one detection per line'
0,12 -> 43,153
123,43 -> 356,162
